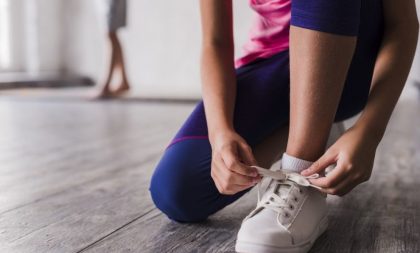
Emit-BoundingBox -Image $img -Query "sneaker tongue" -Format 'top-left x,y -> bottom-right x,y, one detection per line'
273,181 -> 291,199
272,168 -> 306,197
277,184 -> 290,196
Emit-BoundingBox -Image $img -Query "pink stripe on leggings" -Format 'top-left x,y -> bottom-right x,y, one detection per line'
166,135 -> 209,149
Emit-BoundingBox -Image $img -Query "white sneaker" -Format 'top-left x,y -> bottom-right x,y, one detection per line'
235,166 -> 328,253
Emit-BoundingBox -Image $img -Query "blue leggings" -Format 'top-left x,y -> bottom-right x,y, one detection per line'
150,0 -> 384,222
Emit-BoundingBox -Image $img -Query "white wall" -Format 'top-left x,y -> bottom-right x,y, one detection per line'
62,0 -> 254,99
11,0 -> 419,98
35,0 -> 63,73
3,0 -> 63,73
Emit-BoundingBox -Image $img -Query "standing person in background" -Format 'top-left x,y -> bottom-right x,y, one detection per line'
93,0 -> 130,99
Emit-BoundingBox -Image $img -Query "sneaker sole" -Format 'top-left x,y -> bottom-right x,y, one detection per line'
235,216 -> 328,253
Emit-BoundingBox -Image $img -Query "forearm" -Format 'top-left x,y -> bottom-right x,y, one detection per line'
199,0 -> 236,143
201,44 -> 237,142
354,22 -> 419,144
286,27 -> 357,161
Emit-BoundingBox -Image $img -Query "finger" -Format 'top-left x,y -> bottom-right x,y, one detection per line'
237,144 -> 257,166
301,150 -> 337,176
213,165 -> 255,195
334,172 -> 370,196
231,174 -> 259,186
229,161 -> 259,178
211,169 -> 224,193
309,162 -> 349,188
222,149 -> 258,177
319,175 -> 356,196
211,161 -> 226,193
214,155 -> 256,186
216,158 -> 258,186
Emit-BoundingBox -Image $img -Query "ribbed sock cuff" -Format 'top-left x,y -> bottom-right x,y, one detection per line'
281,153 -> 314,173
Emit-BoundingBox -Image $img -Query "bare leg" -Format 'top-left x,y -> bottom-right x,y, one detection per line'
251,28 -> 357,170
286,27 -> 357,161
111,32 -> 130,95
92,32 -> 119,99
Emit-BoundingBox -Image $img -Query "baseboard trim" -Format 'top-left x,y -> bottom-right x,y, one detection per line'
0,73 -> 94,89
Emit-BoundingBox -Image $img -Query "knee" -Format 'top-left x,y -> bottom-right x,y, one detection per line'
149,164 -> 210,223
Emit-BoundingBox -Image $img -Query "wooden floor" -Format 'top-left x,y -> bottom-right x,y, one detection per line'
0,89 -> 419,253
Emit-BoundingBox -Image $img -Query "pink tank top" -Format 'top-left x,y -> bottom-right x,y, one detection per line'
235,0 -> 291,68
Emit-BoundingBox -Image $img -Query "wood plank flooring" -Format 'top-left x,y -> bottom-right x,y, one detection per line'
0,89 -> 419,253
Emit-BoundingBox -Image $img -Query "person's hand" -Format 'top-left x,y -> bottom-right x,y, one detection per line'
210,130 -> 261,195
301,125 -> 378,196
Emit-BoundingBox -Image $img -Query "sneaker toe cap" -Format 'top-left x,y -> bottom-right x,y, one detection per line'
237,211 -> 293,246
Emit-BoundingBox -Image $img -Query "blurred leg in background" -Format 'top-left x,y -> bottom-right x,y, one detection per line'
94,0 -> 130,99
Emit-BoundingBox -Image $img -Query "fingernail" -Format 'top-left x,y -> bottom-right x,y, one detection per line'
252,172 -> 258,177
301,169 -> 309,175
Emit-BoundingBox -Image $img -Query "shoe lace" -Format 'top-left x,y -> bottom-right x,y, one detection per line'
250,165 -> 321,216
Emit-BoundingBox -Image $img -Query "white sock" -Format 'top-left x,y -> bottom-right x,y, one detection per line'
281,153 -> 314,173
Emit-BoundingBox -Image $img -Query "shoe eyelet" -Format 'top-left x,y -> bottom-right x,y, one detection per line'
294,197 -> 298,202
290,205 -> 294,210
284,212 -> 290,218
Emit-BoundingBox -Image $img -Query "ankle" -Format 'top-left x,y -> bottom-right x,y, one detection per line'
281,153 -> 314,173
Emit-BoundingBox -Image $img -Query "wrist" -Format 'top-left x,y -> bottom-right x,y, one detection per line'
208,125 -> 235,146
352,120 -> 384,147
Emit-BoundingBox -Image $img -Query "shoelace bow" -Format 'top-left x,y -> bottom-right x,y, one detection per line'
250,165 -> 321,215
